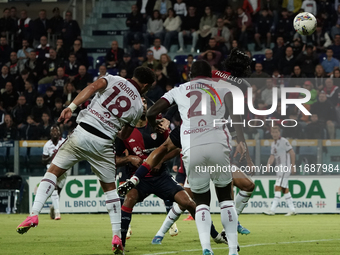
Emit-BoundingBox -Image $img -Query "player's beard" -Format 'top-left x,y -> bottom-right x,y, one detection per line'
141,114 -> 146,121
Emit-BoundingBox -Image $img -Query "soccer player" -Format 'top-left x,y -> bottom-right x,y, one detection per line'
263,126 -> 297,216
42,125 -> 70,220
16,66 -> 155,255
120,49 -> 255,237
114,97 -> 182,246
147,60 -> 246,255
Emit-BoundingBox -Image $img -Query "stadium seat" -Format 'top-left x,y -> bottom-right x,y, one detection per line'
253,54 -> 265,63
88,69 -> 98,78
336,128 -> 340,139
260,146 -> 272,167
38,84 -> 51,95
299,146 -> 317,155
107,68 -> 119,75
88,56 -> 94,69
28,147 -> 45,176
319,53 -> 326,63
96,56 -> 106,69
322,147 -> 339,174
173,55 -> 187,65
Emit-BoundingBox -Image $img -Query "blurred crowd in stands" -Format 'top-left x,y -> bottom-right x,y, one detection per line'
0,0 -> 340,142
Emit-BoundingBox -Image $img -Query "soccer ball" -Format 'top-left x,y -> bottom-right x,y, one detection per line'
293,12 -> 317,36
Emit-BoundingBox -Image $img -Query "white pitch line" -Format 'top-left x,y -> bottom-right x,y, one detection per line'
141,238 -> 340,255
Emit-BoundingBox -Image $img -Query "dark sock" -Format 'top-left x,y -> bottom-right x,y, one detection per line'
164,200 -> 173,214
134,162 -> 151,180
210,221 -> 219,239
121,206 -> 132,247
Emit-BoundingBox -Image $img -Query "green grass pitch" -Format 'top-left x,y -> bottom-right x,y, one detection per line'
1,214 -> 340,255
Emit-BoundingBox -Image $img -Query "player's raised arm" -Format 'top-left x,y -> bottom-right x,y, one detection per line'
146,98 -> 171,128
58,78 -> 108,123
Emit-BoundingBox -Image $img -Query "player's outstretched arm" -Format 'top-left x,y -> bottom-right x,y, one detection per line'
117,124 -> 135,140
288,149 -> 296,174
267,155 -> 275,171
146,98 -> 170,128
115,155 -> 143,168
58,79 -> 108,123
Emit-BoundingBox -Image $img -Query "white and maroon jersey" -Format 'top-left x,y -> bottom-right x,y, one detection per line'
162,78 -> 232,153
270,137 -> 293,167
43,138 -> 65,169
77,75 -> 143,140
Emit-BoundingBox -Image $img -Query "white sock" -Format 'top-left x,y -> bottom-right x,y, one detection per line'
271,191 -> 281,212
156,203 -> 183,237
130,176 -> 139,185
195,204 -> 212,252
31,172 -> 57,216
105,189 -> 121,238
235,190 -> 252,215
51,189 -> 60,213
284,192 -> 295,212
220,201 -> 238,255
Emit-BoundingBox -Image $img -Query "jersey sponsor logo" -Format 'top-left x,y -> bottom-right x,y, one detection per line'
88,107 -> 115,129
104,112 -> 111,118
151,133 -> 157,140
198,119 -> 207,126
183,127 -> 210,135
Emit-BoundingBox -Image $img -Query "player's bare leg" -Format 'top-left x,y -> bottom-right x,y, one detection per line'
215,183 -> 238,255
50,186 -> 62,220
183,187 -> 195,221
100,181 -> 123,254
118,137 -> 177,196
233,169 -> 255,234
17,164 -> 67,234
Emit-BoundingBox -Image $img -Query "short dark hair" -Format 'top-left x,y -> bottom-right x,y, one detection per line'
46,87 -> 54,92
133,66 -> 155,85
191,60 -> 212,78
155,64 -> 163,71
55,98 -> 62,104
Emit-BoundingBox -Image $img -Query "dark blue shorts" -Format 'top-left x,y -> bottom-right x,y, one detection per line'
175,171 -> 186,184
136,171 -> 184,202
169,126 -> 181,149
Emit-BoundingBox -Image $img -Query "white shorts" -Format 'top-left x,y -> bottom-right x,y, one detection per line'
184,177 -> 190,188
182,143 -> 232,194
275,172 -> 291,189
52,125 -> 116,183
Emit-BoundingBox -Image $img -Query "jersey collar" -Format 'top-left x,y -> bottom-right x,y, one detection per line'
127,78 -> 141,93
